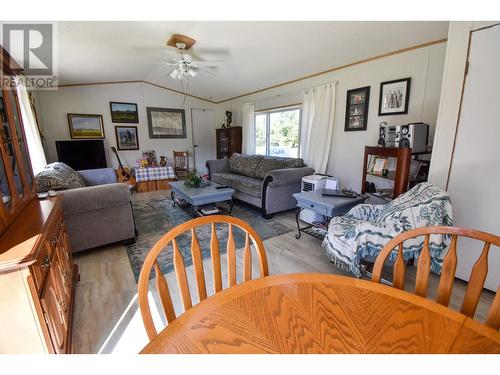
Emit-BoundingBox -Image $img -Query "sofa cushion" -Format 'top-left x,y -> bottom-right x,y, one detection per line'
229,153 -> 263,178
211,172 -> 262,198
254,156 -> 304,179
35,162 -> 86,192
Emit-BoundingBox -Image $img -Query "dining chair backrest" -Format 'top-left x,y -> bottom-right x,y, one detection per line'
138,215 -> 269,340
173,150 -> 189,171
372,226 -> 500,330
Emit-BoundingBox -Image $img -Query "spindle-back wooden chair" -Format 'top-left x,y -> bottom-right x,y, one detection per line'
372,226 -> 500,330
138,215 -> 269,340
173,150 -> 189,180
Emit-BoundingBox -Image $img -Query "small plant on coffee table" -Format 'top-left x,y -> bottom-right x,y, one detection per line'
183,170 -> 203,188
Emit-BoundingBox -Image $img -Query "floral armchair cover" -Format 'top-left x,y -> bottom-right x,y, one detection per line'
322,183 -> 453,277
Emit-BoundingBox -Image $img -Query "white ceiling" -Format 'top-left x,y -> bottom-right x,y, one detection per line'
57,21 -> 449,102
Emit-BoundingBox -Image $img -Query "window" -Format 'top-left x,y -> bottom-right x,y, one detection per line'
254,106 -> 301,157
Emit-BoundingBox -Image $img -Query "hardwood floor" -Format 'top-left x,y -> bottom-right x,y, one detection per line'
71,190 -> 495,354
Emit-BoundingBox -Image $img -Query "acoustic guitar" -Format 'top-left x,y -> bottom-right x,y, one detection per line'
111,146 -> 136,187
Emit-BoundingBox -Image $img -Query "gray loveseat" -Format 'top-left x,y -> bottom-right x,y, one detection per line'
36,163 -> 135,253
206,153 -> 314,218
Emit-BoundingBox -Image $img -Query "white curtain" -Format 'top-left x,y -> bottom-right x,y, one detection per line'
241,102 -> 255,154
300,82 -> 337,174
16,82 -> 47,175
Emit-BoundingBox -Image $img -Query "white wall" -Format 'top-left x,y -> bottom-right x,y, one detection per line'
428,21 -> 499,189
216,42 -> 447,191
37,82 -> 216,169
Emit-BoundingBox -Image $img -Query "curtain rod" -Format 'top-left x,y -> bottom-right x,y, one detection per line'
246,81 -> 337,108
255,103 -> 302,113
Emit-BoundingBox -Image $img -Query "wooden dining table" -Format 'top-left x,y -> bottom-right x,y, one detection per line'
140,273 -> 500,354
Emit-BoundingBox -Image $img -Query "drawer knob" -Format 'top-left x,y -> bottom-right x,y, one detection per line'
40,255 -> 51,270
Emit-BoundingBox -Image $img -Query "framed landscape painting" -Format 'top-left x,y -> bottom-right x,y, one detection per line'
67,114 -> 105,139
146,107 -> 186,139
110,102 -> 139,123
115,126 -> 139,150
345,86 -> 370,131
378,77 -> 411,116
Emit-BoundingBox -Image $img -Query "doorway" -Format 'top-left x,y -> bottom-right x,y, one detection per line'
191,108 -> 216,174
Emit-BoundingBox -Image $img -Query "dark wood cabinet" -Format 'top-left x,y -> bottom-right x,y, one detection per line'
216,126 -> 242,159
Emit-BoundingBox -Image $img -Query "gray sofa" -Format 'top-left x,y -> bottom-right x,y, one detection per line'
206,153 -> 314,218
59,168 -> 135,253
36,164 -> 135,253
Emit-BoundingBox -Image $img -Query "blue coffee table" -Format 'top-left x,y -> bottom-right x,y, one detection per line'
170,181 -> 235,217
293,190 -> 368,239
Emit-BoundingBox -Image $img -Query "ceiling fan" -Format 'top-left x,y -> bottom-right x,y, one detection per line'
146,34 -> 225,81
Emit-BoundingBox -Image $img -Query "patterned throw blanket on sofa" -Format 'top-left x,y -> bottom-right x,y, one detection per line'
322,183 -> 453,277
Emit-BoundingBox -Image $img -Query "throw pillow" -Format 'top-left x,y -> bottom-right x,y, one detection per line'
229,153 -> 263,178
254,156 -> 304,179
35,162 -> 86,192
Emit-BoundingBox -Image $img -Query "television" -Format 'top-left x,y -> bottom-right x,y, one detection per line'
56,140 -> 107,170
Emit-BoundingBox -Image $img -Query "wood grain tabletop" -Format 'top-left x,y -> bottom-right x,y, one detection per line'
140,273 -> 500,354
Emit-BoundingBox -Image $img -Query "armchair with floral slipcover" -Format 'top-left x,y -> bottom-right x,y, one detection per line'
322,183 -> 453,277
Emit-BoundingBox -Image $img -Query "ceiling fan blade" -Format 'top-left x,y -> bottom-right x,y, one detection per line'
135,61 -> 166,64
192,48 -> 230,57
191,60 -> 223,66
190,65 -> 217,76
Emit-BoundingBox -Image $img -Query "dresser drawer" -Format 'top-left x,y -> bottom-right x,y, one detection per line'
30,211 -> 65,292
31,242 -> 52,291
295,199 -> 330,216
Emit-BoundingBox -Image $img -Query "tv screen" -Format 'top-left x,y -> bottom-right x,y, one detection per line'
56,140 -> 107,170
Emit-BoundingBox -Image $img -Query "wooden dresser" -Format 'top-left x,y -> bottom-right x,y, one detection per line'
0,47 -> 77,353
0,197 -> 77,353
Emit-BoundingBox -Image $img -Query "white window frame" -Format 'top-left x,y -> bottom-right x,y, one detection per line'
254,105 -> 301,157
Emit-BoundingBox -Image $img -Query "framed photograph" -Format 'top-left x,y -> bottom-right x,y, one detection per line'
369,156 -> 388,175
110,102 -> 139,123
345,86 -> 370,131
378,77 -> 411,116
142,150 -> 157,166
146,107 -> 186,139
115,126 -> 139,150
67,114 -> 105,139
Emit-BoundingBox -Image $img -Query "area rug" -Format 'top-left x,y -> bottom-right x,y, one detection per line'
126,196 -> 292,282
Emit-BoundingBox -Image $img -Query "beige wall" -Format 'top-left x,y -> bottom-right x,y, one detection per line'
37,82 -> 216,169
217,42 -> 447,191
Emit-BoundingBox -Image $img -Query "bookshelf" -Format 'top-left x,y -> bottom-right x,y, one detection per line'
361,146 -> 412,199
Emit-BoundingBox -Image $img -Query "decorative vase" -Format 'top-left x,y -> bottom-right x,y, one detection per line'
159,156 -> 167,167
225,111 -> 232,127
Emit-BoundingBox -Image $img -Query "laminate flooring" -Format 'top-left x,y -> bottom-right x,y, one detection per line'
71,190 -> 495,354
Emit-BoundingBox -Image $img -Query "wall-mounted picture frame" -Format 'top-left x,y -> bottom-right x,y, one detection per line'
115,126 -> 139,150
378,77 -> 411,116
110,102 -> 139,123
345,86 -> 370,131
67,114 -> 105,139
146,107 -> 186,139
